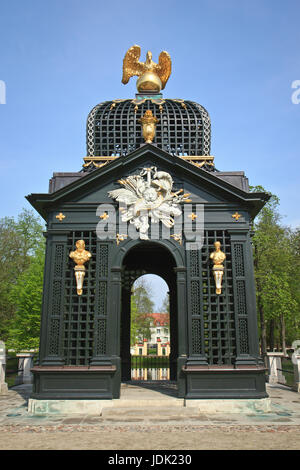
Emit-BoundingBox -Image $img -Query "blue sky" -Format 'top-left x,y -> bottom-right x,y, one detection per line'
0,0 -> 299,306
0,0 -> 299,226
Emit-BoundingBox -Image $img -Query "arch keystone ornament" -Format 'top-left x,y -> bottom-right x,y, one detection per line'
108,166 -> 191,240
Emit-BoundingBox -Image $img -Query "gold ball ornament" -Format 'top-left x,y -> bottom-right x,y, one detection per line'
136,72 -> 162,93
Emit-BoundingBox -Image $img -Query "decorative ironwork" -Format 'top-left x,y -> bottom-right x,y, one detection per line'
94,243 -> 109,356
202,231 -> 236,365
85,99 -> 211,163
238,318 -> 249,354
96,319 -> 106,355
64,232 -> 97,365
236,280 -> 247,316
233,244 -> 245,277
49,319 -> 60,356
191,319 -> 202,355
232,241 -> 249,354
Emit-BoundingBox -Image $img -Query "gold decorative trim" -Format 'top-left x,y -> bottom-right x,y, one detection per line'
83,155 -> 215,171
83,156 -> 119,169
171,233 -> 182,245
116,233 -> 127,245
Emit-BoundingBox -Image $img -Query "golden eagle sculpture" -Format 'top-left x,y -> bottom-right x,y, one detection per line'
122,45 -> 172,93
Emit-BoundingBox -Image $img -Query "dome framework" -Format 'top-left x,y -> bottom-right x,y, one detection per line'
84,97 -> 213,171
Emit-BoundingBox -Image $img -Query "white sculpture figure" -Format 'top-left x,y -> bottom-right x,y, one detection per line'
108,167 -> 191,240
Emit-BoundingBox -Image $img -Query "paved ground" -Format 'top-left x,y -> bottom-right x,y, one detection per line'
0,383 -> 300,450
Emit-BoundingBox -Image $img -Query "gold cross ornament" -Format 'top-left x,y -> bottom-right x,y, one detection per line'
232,212 -> 242,221
188,213 -> 197,221
56,212 -> 66,221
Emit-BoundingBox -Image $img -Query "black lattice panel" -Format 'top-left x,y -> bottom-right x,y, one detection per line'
63,231 -> 97,365
202,231 -> 236,365
232,242 -> 249,355
87,99 -> 211,158
93,242 -> 109,357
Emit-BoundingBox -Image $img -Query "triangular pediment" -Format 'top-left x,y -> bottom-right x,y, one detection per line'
26,144 -> 269,219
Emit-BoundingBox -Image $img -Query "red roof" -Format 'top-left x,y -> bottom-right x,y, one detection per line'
146,313 -> 169,327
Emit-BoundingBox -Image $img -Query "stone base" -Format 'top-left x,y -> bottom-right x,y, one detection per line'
28,398 -> 114,415
185,397 -> 271,413
0,383 -> 8,395
293,382 -> 300,393
28,396 -> 271,415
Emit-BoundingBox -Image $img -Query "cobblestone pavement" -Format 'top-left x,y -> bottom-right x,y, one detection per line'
0,383 -> 300,449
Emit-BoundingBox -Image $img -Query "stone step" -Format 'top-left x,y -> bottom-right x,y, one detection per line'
111,398 -> 185,408
101,406 -> 200,420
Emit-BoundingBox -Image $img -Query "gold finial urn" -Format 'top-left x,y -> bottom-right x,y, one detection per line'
210,241 -> 226,295
139,110 -> 158,143
69,240 -> 92,295
122,45 -> 172,93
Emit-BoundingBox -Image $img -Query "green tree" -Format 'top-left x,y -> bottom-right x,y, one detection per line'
0,208 -> 44,340
251,186 -> 299,362
7,244 -> 45,351
159,293 -> 170,314
130,295 -> 152,346
130,277 -> 154,345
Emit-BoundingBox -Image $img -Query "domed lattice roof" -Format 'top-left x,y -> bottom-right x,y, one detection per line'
84,96 -> 214,171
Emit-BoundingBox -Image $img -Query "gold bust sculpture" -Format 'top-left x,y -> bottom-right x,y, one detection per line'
122,45 -> 172,93
69,240 -> 91,295
210,241 -> 226,295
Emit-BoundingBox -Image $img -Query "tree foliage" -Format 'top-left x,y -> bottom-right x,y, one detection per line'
159,294 -> 170,314
251,186 -> 300,358
0,209 -> 44,343
130,277 -> 154,345
7,244 -> 45,350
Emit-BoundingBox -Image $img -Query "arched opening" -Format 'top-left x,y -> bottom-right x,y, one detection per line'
130,274 -> 170,381
120,242 -> 178,383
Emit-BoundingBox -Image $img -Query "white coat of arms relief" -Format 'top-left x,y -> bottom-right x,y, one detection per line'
108,166 -> 191,240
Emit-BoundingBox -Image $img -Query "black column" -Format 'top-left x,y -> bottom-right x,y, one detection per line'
40,231 -> 68,366
229,229 -> 261,366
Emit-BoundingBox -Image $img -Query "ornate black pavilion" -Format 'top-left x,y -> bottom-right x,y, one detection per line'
27,49 -> 269,401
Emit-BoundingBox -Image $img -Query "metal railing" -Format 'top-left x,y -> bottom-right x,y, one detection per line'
277,356 -> 294,387
131,355 -> 170,381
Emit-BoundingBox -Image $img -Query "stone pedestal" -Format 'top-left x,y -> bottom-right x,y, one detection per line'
292,354 -> 300,393
267,352 -> 286,384
0,341 -> 8,394
15,352 -> 35,385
